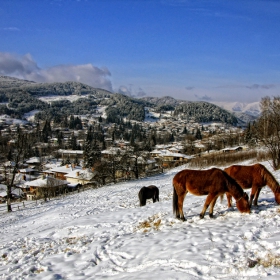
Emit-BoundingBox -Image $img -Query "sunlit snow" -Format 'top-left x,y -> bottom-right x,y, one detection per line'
1,160 -> 280,279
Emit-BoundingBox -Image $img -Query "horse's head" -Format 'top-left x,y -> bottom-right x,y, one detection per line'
275,188 -> 280,204
236,192 -> 251,214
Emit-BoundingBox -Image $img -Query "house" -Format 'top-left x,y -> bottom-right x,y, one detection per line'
222,146 -> 243,153
150,150 -> 162,158
25,157 -> 41,168
0,184 -> 24,202
44,164 -> 82,180
57,149 -> 84,161
23,176 -> 68,200
18,168 -> 38,181
157,150 -> 193,168
64,168 -> 99,186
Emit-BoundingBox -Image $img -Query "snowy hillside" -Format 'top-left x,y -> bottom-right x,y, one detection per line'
1,160 -> 280,279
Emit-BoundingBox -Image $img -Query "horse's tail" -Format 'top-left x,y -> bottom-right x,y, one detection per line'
173,185 -> 179,217
156,188 -> 159,202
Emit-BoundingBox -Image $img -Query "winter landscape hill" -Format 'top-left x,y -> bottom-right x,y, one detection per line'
0,159 -> 280,279
0,76 -> 260,125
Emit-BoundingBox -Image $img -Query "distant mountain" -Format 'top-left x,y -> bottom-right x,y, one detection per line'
0,75 -> 36,88
209,101 -> 260,125
211,101 -> 260,117
0,76 -> 255,125
0,77 -> 112,98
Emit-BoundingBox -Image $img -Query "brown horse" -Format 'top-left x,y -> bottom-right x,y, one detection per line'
224,163 -> 280,207
173,168 -> 250,221
138,185 -> 159,206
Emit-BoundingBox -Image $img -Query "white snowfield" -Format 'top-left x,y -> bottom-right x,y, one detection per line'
1,161 -> 280,279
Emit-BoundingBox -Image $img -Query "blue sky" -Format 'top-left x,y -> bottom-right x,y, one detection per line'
0,0 -> 280,103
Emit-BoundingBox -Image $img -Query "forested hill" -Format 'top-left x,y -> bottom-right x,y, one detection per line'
0,77 -> 112,98
141,96 -> 239,125
0,76 -> 240,125
174,101 -> 238,124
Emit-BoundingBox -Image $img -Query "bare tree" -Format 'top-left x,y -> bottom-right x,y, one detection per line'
37,177 -> 66,201
3,129 -> 29,212
253,96 -> 280,170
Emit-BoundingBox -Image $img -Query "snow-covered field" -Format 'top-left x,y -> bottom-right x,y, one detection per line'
1,160 -> 280,279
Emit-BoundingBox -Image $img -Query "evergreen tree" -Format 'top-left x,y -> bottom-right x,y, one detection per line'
195,128 -> 202,140
69,133 -> 78,150
83,137 -> 101,168
42,120 -> 52,143
86,126 -> 94,142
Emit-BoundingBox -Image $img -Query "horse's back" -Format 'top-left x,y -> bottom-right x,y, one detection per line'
224,164 -> 261,189
173,168 -> 228,195
147,185 -> 158,191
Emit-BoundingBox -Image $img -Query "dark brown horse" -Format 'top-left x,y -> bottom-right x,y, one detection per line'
224,163 -> 280,207
138,185 -> 159,206
173,168 -> 250,221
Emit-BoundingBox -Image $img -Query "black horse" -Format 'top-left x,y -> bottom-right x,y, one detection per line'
138,185 -> 159,206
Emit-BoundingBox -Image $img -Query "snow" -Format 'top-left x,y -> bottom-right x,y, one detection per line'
1,160 -> 280,279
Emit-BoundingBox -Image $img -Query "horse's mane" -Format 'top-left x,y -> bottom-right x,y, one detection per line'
222,170 -> 244,198
258,164 -> 279,193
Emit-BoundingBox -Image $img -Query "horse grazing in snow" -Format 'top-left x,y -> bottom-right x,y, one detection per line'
138,185 -> 159,206
173,168 -> 250,221
224,163 -> 280,207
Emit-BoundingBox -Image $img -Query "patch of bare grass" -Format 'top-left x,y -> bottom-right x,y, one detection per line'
135,214 -> 162,232
257,252 -> 280,267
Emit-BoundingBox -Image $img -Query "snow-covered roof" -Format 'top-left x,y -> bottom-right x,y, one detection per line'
49,165 -> 82,174
19,168 -> 35,173
26,157 -> 41,164
58,149 -> 83,155
65,169 -> 97,180
24,177 -> 68,188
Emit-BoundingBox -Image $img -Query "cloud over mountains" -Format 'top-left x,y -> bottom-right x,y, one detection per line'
0,52 -> 113,91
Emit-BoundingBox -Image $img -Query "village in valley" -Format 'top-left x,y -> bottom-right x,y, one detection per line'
0,107 -> 247,207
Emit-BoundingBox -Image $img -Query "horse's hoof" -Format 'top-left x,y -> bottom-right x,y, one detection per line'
176,215 -> 186,221
209,213 -> 214,218
199,214 -> 204,219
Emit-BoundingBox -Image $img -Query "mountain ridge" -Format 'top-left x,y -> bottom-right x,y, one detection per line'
0,76 -> 259,124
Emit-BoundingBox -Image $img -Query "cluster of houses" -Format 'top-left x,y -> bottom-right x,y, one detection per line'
0,113 -> 246,203
0,142 -> 197,202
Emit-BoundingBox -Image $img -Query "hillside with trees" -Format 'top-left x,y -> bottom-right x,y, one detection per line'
0,76 -> 241,125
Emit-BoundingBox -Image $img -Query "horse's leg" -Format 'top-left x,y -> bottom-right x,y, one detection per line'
200,193 -> 216,219
178,191 -> 187,221
249,187 -> 257,207
226,192 -> 232,208
209,196 -> 218,218
253,187 -> 262,206
153,190 -> 159,203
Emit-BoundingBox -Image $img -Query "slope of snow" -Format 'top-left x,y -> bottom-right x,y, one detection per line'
1,160 -> 280,279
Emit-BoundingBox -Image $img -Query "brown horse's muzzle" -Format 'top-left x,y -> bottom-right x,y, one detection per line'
236,192 -> 250,214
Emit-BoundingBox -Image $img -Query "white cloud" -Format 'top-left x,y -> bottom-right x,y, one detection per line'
118,85 -> 132,96
118,85 -> 147,98
0,52 -> 113,91
2,27 -> 20,31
